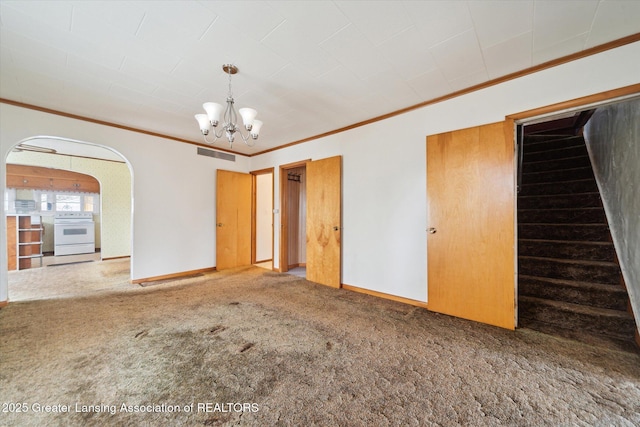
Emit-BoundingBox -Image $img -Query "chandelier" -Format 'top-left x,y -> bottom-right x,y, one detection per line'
194,64 -> 263,148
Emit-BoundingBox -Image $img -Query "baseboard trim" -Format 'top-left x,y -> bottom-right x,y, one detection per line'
255,258 -> 272,264
131,267 -> 216,285
287,263 -> 306,269
342,284 -> 429,309
0,300 -> 8,308
102,255 -> 131,261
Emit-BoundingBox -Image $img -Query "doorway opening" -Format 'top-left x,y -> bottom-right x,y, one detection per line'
279,160 -> 308,278
251,168 -> 274,271
4,137 -> 133,302
514,94 -> 640,351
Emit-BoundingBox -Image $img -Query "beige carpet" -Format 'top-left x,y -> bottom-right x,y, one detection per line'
1,260 -> 639,426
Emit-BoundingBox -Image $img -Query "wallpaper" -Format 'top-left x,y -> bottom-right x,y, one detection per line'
6,150 -> 131,259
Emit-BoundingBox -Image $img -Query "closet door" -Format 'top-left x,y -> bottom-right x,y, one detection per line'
426,121 -> 515,329
216,170 -> 252,270
306,156 -> 342,288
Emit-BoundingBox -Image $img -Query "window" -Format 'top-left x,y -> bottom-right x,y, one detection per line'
38,191 -> 99,213
40,193 -> 48,211
4,189 -> 99,214
56,194 -> 82,211
84,195 -> 95,212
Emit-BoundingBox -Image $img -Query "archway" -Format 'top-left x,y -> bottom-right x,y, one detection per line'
3,136 -> 133,301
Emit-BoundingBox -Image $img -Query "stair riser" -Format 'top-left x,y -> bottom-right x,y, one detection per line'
518,208 -> 607,224
519,302 -> 637,339
519,279 -> 628,311
524,137 -> 585,153
522,167 -> 594,184
519,224 -> 611,242
524,145 -> 588,162
519,180 -> 598,196
518,240 -> 617,262
524,156 -> 591,173
519,258 -> 620,285
519,193 -> 602,209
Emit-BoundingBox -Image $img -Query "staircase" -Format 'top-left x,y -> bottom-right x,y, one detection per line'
517,134 -> 638,352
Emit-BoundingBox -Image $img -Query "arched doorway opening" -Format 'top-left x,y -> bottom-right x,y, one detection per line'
3,136 -> 133,301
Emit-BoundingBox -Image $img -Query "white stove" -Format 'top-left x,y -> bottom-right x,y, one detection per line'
54,212 -> 95,256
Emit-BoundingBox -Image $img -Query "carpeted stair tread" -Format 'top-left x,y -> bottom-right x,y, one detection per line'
519,255 -> 619,269
518,239 -> 616,262
517,207 -> 607,224
518,319 -> 638,353
519,256 -> 621,285
522,166 -> 595,184
519,179 -> 598,196
523,136 -> 586,153
518,192 -> 602,209
523,145 -> 589,162
518,223 -> 612,242
523,155 -> 591,173
518,275 -> 629,311
518,296 -> 636,340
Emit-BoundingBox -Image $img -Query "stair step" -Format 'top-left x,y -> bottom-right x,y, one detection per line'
518,239 -> 617,262
522,166 -> 594,184
523,155 -> 591,173
518,275 -> 628,310
518,318 -> 638,353
523,136 -> 585,153
519,179 -> 598,196
519,223 -> 611,242
518,192 -> 602,209
518,208 -> 607,224
519,256 -> 621,285
523,144 -> 588,162
518,296 -> 637,343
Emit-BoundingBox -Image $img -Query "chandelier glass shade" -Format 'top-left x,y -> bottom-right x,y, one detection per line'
195,64 -> 262,148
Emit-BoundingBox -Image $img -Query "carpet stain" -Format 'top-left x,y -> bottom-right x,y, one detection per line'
239,342 -> 254,353
134,330 -> 148,339
208,325 -> 226,334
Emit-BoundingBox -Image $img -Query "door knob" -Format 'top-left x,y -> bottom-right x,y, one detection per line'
217,223 -> 223,227
333,226 -> 340,231
427,227 -> 437,234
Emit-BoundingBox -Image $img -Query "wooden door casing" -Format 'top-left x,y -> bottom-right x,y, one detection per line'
306,156 -> 342,288
426,121 -> 515,330
216,170 -> 252,270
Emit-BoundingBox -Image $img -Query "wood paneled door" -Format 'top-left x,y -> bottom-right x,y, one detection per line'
426,121 -> 516,330
216,170 -> 252,270
306,155 -> 342,288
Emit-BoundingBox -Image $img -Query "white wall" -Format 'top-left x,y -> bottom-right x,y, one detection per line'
1,105 -> 250,302
250,41 -> 640,304
584,98 -> 640,336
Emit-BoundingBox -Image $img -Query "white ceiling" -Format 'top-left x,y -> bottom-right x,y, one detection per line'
1,1 -> 639,157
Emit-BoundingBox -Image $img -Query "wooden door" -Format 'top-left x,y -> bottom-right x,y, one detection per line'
216,170 -> 252,270
306,156 -> 342,288
426,121 -> 515,330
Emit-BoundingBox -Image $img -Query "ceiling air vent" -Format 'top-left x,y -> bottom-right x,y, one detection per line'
197,147 -> 235,162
